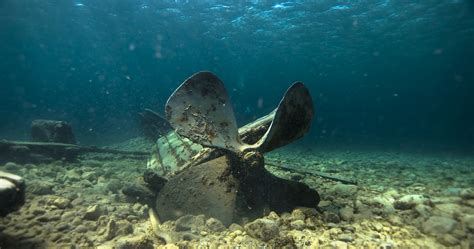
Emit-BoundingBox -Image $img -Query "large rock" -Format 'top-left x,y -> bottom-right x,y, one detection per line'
244,218 -> 280,242
31,119 -> 76,144
84,205 -> 105,221
422,216 -> 458,235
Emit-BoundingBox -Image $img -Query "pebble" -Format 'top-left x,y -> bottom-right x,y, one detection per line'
71,197 -> 84,206
28,181 -> 55,195
337,233 -> 354,242
4,162 -> 19,171
244,218 -> 279,242
84,205 -> 104,221
440,234 -> 460,246
394,194 -> 428,210
31,209 -> 46,216
324,212 -> 340,224
56,222 -> 71,232
460,188 -> 474,199
175,215 -> 205,232
104,219 -> 117,240
333,184 -> 358,198
291,209 -> 306,221
81,171 -> 97,181
65,169 -> 82,182
330,241 -> 348,249
206,217 -> 225,232
61,211 -> 75,220
461,214 -> 474,230
106,179 -> 122,193
229,223 -> 243,232
339,207 -> 354,221
115,235 -> 152,249
53,197 -> 71,209
75,225 -> 88,233
290,220 -> 305,230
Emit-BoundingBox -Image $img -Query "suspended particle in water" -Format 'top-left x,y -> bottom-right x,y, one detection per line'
129,43 -> 136,51
257,98 -> 264,108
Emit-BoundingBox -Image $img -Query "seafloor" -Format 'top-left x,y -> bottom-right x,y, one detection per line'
0,138 -> 473,248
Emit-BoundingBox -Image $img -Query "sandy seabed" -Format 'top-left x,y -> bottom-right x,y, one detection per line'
1,138 -> 473,248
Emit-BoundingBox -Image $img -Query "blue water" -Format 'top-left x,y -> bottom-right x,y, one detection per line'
1,0 -> 473,149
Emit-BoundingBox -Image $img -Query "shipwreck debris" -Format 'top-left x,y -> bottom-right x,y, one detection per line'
0,170 -> 25,216
31,119 -> 76,144
154,71 -> 320,226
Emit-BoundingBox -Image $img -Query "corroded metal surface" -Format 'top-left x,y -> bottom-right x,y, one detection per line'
147,111 -> 275,177
154,71 -> 319,225
165,71 -> 244,153
256,82 -> 314,152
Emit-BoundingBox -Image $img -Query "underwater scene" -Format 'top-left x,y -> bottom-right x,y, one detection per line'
1,0 -> 474,248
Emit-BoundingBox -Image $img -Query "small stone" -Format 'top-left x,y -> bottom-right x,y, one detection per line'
333,184 -> 358,198
106,179 -> 122,193
465,199 -> 474,207
72,217 -> 82,226
434,203 -> 462,218
290,220 -> 305,230
324,211 -> 340,224
175,215 -> 206,232
65,169 -> 81,182
115,235 -> 152,249
84,205 -> 104,221
371,222 -> 383,232
229,223 -> 243,232
28,181 -> 55,195
394,194 -> 428,210
206,217 -> 225,232
339,207 -> 354,221
440,234 -> 460,246
37,214 -> 60,222
414,204 -> 431,217
267,211 -> 280,220
461,214 -> 474,230
291,209 -> 306,221
31,209 -> 46,216
4,162 -> 19,171
53,197 -> 71,209
244,218 -> 279,242
330,241 -> 348,249
61,211 -> 75,220
460,188 -> 474,199
337,233 -> 353,242
71,197 -> 84,206
56,223 -> 71,232
341,225 -> 356,233
81,171 -> 97,181
75,225 -> 88,233
387,215 -> 403,226
104,219 -> 117,240
422,216 -> 458,235
116,220 -> 133,236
